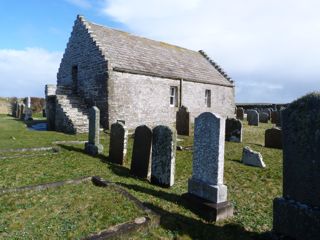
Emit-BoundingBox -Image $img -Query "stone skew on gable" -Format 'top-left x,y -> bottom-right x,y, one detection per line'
77,15 -> 107,61
198,50 -> 234,84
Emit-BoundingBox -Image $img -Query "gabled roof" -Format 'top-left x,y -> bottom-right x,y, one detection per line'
80,16 -> 234,87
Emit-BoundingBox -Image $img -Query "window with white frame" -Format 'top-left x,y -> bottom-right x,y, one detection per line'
170,86 -> 178,107
205,89 -> 211,107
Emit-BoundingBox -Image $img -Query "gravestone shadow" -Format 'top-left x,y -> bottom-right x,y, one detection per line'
117,182 -> 268,240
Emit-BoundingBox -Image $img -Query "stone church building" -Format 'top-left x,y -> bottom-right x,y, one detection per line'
45,15 -> 235,133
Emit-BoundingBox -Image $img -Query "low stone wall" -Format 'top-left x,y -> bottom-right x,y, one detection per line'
0,98 -> 13,114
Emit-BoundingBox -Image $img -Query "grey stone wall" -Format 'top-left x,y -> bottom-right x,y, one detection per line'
57,16 -> 109,127
182,80 -> 235,120
108,71 -> 235,129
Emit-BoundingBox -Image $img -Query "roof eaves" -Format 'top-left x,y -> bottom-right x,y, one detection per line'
113,67 -> 234,88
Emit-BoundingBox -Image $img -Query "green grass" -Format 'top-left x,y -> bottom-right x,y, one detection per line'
0,116 -> 283,239
0,182 -> 144,239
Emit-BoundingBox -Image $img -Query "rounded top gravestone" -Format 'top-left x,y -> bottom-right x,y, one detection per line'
282,92 -> 320,207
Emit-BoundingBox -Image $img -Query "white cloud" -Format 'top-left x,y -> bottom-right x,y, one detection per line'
0,48 -> 62,97
66,0 -> 92,9
102,0 -> 320,102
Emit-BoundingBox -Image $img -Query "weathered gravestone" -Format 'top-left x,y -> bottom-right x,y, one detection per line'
273,93 -> 320,240
24,96 -> 33,121
184,112 -> 233,221
130,125 -> 152,179
176,106 -> 191,136
275,109 -> 284,127
259,112 -> 269,123
225,118 -> 242,143
109,122 -> 128,165
241,146 -> 265,168
16,104 -> 21,119
248,110 -> 259,126
151,125 -> 176,187
271,111 -> 279,124
265,127 -> 282,149
19,104 -> 25,120
236,107 -> 244,120
85,107 -> 103,155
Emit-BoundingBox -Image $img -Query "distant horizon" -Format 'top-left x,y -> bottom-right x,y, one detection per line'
0,0 -> 319,102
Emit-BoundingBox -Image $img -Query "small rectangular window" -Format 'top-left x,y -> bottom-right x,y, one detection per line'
170,86 -> 178,107
205,89 -> 211,107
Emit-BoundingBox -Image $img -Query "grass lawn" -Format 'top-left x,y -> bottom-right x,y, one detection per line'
0,182 -> 144,239
0,115 -> 283,239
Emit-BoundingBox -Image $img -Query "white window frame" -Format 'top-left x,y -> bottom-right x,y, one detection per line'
170,86 -> 178,107
205,89 -> 211,107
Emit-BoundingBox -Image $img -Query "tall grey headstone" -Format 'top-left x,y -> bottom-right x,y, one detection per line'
273,93 -> 320,239
185,112 -> 233,221
236,107 -> 244,120
85,106 -> 103,156
109,122 -> 128,165
225,118 -> 242,143
271,111 -> 279,124
26,96 -> 31,108
16,104 -> 21,119
19,104 -> 25,120
248,110 -> 259,126
176,106 -> 191,136
151,125 -> 176,187
130,125 -> 152,179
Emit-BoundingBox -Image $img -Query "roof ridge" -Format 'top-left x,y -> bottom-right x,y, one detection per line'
85,18 -> 199,54
198,50 -> 234,83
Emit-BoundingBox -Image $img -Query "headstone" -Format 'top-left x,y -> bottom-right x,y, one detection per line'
248,110 -> 259,126
85,107 -> 103,156
247,109 -> 255,122
273,93 -> 320,239
151,125 -> 176,187
16,104 -> 21,119
259,112 -> 269,123
241,146 -> 265,168
109,122 -> 128,165
176,106 -> 191,136
275,110 -> 283,127
26,96 -> 31,108
271,111 -> 279,124
184,112 -> 233,221
225,118 -> 242,143
14,102 -> 19,117
130,125 -> 152,179
236,107 -> 244,120
19,104 -> 25,120
265,127 -> 282,149
24,108 -> 32,121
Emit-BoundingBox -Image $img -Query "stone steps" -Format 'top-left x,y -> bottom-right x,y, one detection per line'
56,88 -> 89,133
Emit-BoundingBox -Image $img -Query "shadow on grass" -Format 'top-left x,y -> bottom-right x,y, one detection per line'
58,144 -> 133,178
116,183 -> 268,240
144,203 -> 268,240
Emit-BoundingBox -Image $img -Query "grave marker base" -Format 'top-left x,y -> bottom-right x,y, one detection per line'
85,142 -> 103,156
181,193 -> 233,222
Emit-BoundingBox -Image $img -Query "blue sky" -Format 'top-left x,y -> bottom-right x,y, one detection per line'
0,0 -> 319,103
